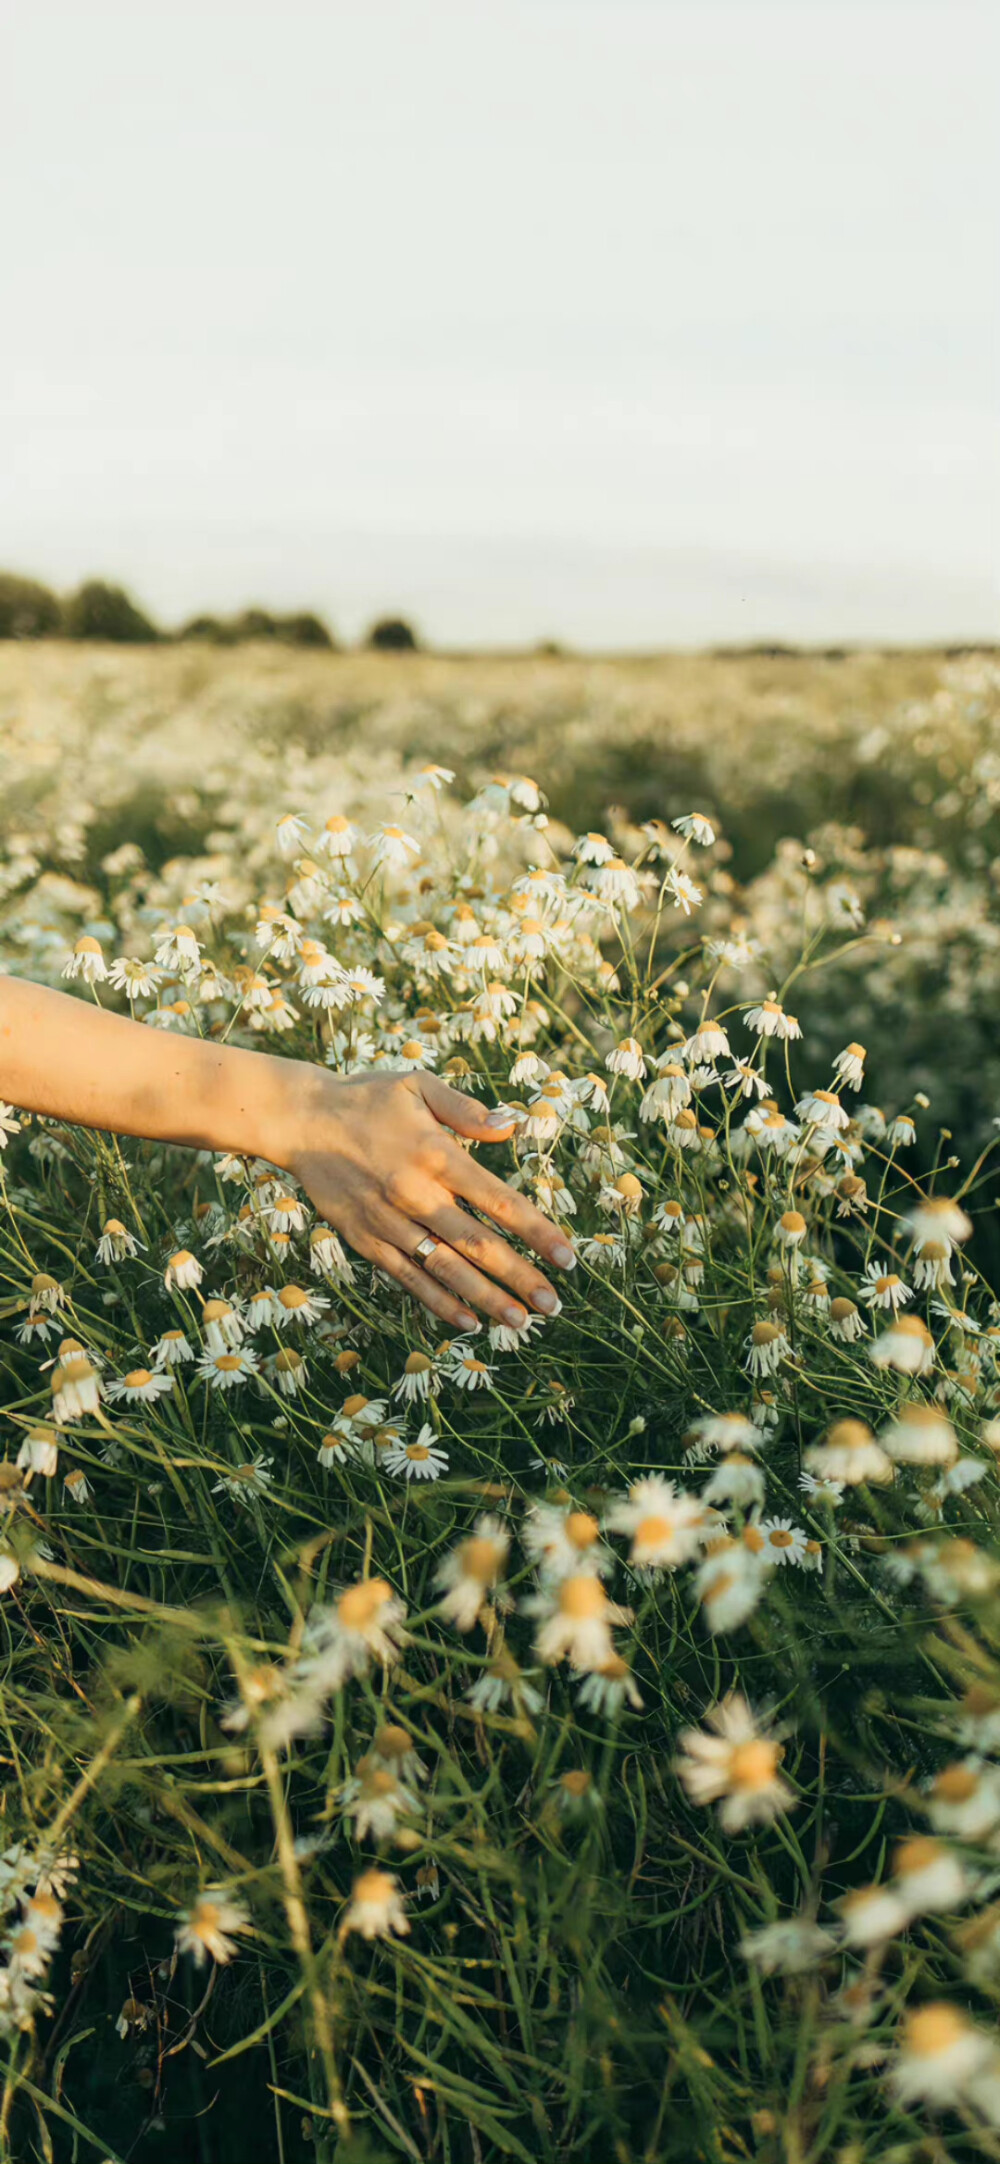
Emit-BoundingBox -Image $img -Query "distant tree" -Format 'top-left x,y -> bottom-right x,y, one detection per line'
177,607 -> 336,650
230,607 -> 279,641
0,571 -> 62,639
367,615 -> 419,652
62,581 -> 159,643
278,611 -> 336,650
177,614 -> 236,645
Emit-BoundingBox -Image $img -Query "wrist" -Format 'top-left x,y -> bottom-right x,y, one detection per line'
262,1056 -> 342,1176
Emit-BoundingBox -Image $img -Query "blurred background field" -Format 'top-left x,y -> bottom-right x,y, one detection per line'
4,638 -> 1000,1171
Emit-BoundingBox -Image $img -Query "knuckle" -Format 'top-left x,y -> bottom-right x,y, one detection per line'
382,1169 -> 414,1212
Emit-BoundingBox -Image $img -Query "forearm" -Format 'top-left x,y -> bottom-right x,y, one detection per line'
0,978 -> 311,1168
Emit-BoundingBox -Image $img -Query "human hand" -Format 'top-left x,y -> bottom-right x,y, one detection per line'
280,1068 -> 575,1332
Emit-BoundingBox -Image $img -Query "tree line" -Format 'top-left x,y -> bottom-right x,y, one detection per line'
0,571 -> 418,651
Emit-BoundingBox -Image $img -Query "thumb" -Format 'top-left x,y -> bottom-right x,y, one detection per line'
417,1073 -> 517,1142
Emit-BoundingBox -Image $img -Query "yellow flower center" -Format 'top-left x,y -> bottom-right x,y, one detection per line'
338,1579 -> 391,1629
904,2004 -> 968,2058
558,1576 -> 607,1620
459,1537 -> 502,1584
729,1739 -> 781,1791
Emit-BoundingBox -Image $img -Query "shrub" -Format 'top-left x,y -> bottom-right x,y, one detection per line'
366,614 -> 419,650
178,607 -> 336,649
61,579 -> 159,643
0,570 -> 62,639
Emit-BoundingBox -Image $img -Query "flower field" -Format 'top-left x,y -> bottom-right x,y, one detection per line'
3,641 -> 1000,2162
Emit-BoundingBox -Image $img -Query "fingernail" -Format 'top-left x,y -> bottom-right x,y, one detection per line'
552,1243 -> 576,1269
532,1288 -> 561,1314
503,1303 -> 526,1328
485,1108 -> 513,1128
458,1311 -> 480,1332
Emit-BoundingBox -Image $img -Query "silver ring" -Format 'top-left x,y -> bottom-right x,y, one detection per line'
414,1235 -> 440,1262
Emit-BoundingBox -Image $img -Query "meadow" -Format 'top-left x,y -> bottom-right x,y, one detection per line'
2,640 -> 1000,2162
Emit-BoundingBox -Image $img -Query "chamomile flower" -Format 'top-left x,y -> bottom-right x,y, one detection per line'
200,1298 -> 245,1352
105,1367 -> 174,1406
833,1042 -> 867,1090
488,1313 -> 544,1355
798,1470 -> 844,1506
686,1411 -> 761,1456
576,1654 -> 644,1717
869,1314 -> 935,1375
605,1477 -> 705,1571
838,1883 -> 909,1949
175,1892 -> 251,1968
828,1297 -> 866,1342
62,935 -> 108,984
369,824 -> 420,872
151,1328 -> 194,1368
309,1225 -> 354,1280
275,812 -> 311,857
743,999 -> 801,1041
436,1517 -> 509,1631
300,1580 -> 409,1696
311,813 -> 356,860
745,1320 -> 791,1378
213,1455 -> 275,1506
756,1517 -> 809,1567
522,1502 -> 609,1581
703,1455 -> 766,1510
740,1918 -> 835,1974
925,1758 -> 1000,1842
197,1348 -> 260,1392
672,811 -> 716,846
664,867 -> 702,914
154,924 -> 202,974
526,1574 -> 631,1672
272,1284 -> 329,1328
684,1021 -> 731,1066
164,1249 -> 203,1292
795,1088 -> 849,1133
383,1428 -> 449,1481
393,1350 -> 439,1403
676,1695 -> 795,1830
911,1241 -> 956,1291
343,1868 -> 409,1941
893,1833 -> 971,1917
880,1402 -> 958,1467
16,1429 -> 59,1479
339,1761 -> 418,1844
108,955 -> 161,998
891,2003 -> 1000,2114
51,1357 -> 101,1424
95,1219 -> 142,1266
905,1195 -> 973,1250
605,1037 -> 646,1080
447,1348 -> 494,1391
23,1281 -> 64,1315
858,1265 -> 912,1313
589,858 -> 642,911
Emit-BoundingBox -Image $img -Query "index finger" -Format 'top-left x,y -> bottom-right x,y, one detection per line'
449,1153 -> 576,1273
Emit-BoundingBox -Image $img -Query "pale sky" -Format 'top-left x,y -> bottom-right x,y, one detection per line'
3,0 -> 998,647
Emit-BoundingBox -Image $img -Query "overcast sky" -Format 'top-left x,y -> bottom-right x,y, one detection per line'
3,0 -> 997,647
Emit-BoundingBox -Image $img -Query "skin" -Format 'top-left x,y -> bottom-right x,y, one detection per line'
0,979 -> 575,1332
